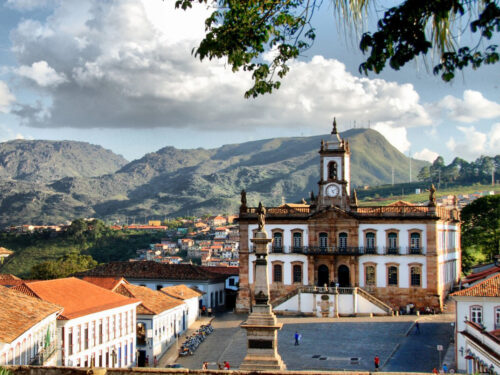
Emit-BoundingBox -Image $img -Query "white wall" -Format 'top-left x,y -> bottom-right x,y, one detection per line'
454,297 -> 500,372
359,256 -> 427,288
248,253 -> 309,285
60,303 -> 139,368
137,304 -> 186,364
0,312 -> 59,366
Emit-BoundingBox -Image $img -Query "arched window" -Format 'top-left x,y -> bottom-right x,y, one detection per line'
293,264 -> 302,283
339,232 -> 348,249
365,265 -> 376,286
273,264 -> 283,283
273,232 -> 283,252
293,232 -> 302,249
470,306 -> 483,324
328,161 -> 338,180
387,266 -> 398,286
319,232 -> 328,249
410,266 -> 421,286
365,232 -> 376,251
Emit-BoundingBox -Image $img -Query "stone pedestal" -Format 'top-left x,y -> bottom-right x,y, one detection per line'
240,231 -> 286,371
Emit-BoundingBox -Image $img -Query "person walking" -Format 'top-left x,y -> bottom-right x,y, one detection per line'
202,362 -> 208,370
374,355 -> 380,371
442,363 -> 448,373
415,321 -> 421,334
294,331 -> 300,345
223,361 -> 230,370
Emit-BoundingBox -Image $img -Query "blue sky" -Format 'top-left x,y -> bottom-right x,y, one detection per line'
0,0 -> 499,164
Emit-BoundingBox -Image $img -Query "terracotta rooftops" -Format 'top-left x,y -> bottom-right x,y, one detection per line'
452,274 -> 500,297
161,284 -> 203,300
80,276 -> 128,292
200,266 -> 239,276
0,286 -> 62,343
13,277 -> 139,320
114,284 -> 183,315
0,273 -> 20,281
463,265 -> 500,285
75,261 -> 226,282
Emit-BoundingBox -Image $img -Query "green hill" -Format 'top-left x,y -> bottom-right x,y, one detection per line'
0,129 -> 428,225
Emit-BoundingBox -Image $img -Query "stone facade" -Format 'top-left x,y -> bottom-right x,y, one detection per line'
236,121 -> 461,314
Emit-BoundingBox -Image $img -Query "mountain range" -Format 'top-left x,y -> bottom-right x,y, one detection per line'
0,129 -> 428,226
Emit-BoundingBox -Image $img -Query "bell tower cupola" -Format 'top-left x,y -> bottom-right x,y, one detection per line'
317,118 -> 351,209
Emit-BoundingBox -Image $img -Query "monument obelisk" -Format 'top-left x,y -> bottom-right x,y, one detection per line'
240,202 -> 286,370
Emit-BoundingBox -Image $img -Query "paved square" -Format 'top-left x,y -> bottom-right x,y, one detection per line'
175,313 -> 454,372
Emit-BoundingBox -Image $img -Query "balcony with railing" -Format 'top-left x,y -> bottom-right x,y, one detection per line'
251,245 -> 425,256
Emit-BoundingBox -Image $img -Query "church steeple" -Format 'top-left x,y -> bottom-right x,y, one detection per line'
317,118 -> 351,209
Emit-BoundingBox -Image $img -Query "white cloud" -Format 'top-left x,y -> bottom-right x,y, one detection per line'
446,124 -> 499,160
414,148 -> 439,163
372,122 -> 411,153
0,81 -> 15,113
7,0 -> 435,132
0,124 -> 32,142
437,90 -> 500,123
16,61 -> 67,87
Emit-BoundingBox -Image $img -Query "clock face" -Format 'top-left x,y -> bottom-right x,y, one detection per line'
326,184 -> 340,197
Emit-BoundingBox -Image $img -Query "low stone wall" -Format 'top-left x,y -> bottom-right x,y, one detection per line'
4,365 -> 433,375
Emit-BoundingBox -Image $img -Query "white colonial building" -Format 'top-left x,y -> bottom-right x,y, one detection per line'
14,278 -> 140,368
237,120 -> 461,314
452,273 -> 500,374
0,286 -> 62,366
77,262 -> 226,311
161,284 -> 202,328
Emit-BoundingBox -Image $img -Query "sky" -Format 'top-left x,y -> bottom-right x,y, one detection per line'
0,0 -> 499,164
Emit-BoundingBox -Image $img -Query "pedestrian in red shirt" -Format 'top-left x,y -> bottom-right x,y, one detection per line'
374,355 -> 380,371
224,361 -> 230,370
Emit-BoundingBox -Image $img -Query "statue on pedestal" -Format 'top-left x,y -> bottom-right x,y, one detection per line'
257,202 -> 266,231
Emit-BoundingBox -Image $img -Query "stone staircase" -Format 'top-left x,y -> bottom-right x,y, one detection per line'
357,287 -> 393,315
272,286 -> 393,316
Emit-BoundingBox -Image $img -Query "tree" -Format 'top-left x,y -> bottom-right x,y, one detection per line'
461,195 -> 500,264
30,252 -> 98,280
176,0 -> 500,97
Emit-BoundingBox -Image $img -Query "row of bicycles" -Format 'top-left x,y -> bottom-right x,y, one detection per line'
178,324 -> 214,356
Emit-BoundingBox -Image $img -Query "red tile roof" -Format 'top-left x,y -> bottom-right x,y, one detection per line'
161,285 -> 203,300
452,274 -> 500,297
0,274 -> 20,281
0,286 -> 62,343
13,277 -> 139,320
463,265 -> 500,284
114,284 -> 183,315
200,266 -> 239,276
75,261 -> 226,282
80,276 -> 129,291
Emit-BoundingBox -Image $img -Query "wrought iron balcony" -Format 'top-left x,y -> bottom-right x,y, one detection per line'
407,246 -> 424,255
271,246 -> 284,253
384,246 -> 400,255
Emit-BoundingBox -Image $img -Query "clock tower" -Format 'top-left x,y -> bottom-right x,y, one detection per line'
317,118 -> 351,209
